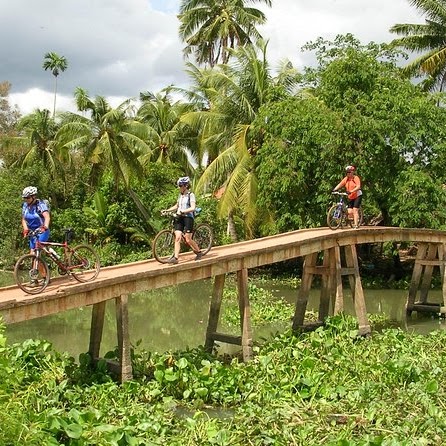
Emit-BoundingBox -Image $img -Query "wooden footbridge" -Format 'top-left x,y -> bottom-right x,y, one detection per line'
1,226 -> 446,381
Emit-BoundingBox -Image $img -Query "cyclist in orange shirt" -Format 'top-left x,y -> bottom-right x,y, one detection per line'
332,165 -> 363,228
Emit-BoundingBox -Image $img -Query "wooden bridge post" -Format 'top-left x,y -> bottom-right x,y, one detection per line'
89,301 -> 106,360
318,248 -> 333,320
406,243 -> 446,316
204,274 -> 226,353
343,244 -> 370,335
292,245 -> 370,335
115,294 -> 132,382
332,246 -> 344,315
292,252 -> 318,330
237,268 -> 253,361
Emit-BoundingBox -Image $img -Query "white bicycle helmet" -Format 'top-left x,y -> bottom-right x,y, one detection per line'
177,176 -> 190,186
345,165 -> 356,173
22,186 -> 38,198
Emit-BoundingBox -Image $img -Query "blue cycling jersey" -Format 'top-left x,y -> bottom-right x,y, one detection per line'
22,199 -> 49,230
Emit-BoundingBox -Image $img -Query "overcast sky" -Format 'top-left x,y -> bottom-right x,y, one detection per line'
1,0 -> 423,115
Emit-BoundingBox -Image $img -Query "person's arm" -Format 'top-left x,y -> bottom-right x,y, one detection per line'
333,177 -> 346,192
349,176 -> 361,193
41,210 -> 50,230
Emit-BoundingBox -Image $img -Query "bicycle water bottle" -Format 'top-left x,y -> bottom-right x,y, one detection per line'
48,247 -> 60,260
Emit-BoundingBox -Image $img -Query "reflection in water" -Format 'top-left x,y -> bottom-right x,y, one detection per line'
5,279 -> 446,359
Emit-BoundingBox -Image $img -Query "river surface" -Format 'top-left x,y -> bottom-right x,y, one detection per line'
4,278 -> 446,359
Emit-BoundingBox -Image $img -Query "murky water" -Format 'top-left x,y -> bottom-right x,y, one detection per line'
4,278 -> 446,359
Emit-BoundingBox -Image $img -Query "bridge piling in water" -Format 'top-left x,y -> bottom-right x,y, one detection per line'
4,227 -> 446,382
292,245 -> 371,335
406,243 -> 446,316
204,268 -> 253,361
89,295 -> 133,382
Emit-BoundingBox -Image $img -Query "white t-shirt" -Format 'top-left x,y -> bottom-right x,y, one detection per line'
177,192 -> 196,217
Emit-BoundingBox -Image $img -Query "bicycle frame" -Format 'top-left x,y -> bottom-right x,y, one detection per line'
30,230 -> 77,273
15,228 -> 101,294
327,192 -> 350,230
327,192 -> 363,230
152,212 -> 213,263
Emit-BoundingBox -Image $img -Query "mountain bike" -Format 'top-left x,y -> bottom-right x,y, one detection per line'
152,211 -> 213,263
327,191 -> 364,230
14,228 -> 101,294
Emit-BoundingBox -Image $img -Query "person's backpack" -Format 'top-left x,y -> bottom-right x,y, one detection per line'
186,193 -> 201,217
36,198 -> 51,217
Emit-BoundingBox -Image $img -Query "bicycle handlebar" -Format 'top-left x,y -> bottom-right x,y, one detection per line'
27,228 -> 44,237
161,210 -> 181,217
331,191 -> 348,196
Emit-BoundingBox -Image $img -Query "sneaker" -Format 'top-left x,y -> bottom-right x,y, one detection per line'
167,256 -> 178,264
353,225 -> 359,229
194,251 -> 203,261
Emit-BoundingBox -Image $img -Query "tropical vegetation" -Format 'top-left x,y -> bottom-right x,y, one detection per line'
43,52 -> 68,117
390,0 -> 446,91
2,2 -> 446,443
2,312 -> 446,445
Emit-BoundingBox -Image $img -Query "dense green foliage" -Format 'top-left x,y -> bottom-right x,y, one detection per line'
2,313 -> 446,445
254,36 -> 446,235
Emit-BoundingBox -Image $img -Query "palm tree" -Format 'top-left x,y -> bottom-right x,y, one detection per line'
136,89 -> 199,173
58,88 -> 152,187
389,0 -> 446,91
42,52 -> 68,116
56,88 -> 153,220
178,0 -> 271,67
186,40 -> 299,238
12,109 -> 69,180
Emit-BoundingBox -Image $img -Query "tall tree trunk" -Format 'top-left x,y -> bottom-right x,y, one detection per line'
227,210 -> 238,242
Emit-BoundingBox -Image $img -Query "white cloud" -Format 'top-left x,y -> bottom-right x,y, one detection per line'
1,0 -> 424,115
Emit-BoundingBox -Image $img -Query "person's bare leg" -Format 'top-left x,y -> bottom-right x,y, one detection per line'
353,208 -> 359,227
184,233 -> 200,253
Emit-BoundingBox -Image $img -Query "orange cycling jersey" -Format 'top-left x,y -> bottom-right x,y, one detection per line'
339,175 -> 361,200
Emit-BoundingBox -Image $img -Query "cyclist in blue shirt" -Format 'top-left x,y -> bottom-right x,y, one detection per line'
21,186 -> 51,253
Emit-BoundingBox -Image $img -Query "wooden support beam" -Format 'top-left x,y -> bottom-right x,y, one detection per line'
419,243 -> 438,303
318,248 -> 332,320
407,243 -> 428,314
237,268 -> 253,361
89,301 -> 106,360
208,332 -> 242,345
292,252 -> 318,330
204,274 -> 226,352
406,243 -> 446,316
115,294 -> 132,382
333,246 -> 343,314
344,244 -> 370,335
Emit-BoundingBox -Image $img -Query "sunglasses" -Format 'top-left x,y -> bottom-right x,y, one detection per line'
178,184 -> 187,187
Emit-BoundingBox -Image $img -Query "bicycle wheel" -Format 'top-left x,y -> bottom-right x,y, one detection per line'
153,229 -> 175,263
69,244 -> 101,282
192,223 -> 213,255
341,207 -> 353,228
14,254 -> 50,294
327,204 -> 342,230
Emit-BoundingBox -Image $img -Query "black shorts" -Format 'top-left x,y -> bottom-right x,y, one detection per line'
348,195 -> 362,209
173,215 -> 194,233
